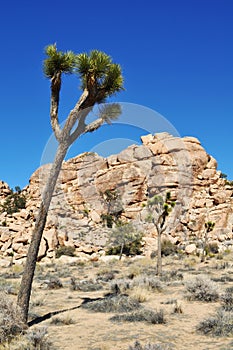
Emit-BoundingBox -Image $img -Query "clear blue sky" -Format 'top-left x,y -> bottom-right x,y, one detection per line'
0,0 -> 232,189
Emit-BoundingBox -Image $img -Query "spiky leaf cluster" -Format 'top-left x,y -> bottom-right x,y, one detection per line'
43,45 -> 124,102
76,50 -> 124,98
43,44 -> 76,78
146,192 -> 175,224
205,221 -> 215,233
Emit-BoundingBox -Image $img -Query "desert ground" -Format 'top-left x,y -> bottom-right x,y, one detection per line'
1,251 -> 233,350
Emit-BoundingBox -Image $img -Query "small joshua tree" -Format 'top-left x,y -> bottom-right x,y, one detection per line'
145,192 -> 175,275
201,221 -> 215,262
100,189 -> 123,228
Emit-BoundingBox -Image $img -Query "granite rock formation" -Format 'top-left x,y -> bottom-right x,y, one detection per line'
0,132 -> 232,264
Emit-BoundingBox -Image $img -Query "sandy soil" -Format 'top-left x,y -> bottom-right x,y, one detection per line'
1,254 -> 233,350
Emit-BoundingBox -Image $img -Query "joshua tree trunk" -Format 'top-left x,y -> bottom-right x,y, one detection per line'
17,142 -> 69,323
119,243 -> 124,261
157,231 -> 162,276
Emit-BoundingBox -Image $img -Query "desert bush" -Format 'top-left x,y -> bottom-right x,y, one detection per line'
96,270 -> 116,282
0,292 -> 25,343
185,275 -> 219,302
0,279 -> 19,295
129,341 -> 172,350
0,187 -> 26,215
110,278 -> 132,293
81,294 -> 141,313
132,275 -> 163,291
212,275 -> 233,283
70,277 -> 103,292
111,308 -> 166,324
55,245 -> 75,258
45,277 -> 63,289
207,242 -> 219,254
197,310 -> 233,337
221,290 -> 233,311
161,240 -> 178,256
26,326 -> 53,349
160,270 -> 183,283
106,223 -> 143,258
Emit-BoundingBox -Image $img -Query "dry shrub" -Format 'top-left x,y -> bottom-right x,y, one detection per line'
81,294 -> 141,313
70,277 -> 103,292
129,341 -> 172,350
197,310 -> 233,337
132,275 -> 163,291
185,275 -> 219,302
111,308 -> 166,324
0,291 -> 25,343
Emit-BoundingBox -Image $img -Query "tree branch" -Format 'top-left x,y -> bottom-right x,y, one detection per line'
50,72 -> 62,141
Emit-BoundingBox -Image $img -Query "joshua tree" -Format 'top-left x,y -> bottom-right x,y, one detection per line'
145,192 -> 175,275
201,221 -> 215,262
100,189 -> 123,228
17,44 -> 124,323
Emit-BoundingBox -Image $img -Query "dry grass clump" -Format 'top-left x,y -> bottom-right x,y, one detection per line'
129,341 -> 172,350
185,275 -> 219,302
129,286 -> 151,303
0,291 -> 25,344
111,308 -> 166,324
81,294 -> 141,313
197,310 -> 233,337
50,315 -> 75,325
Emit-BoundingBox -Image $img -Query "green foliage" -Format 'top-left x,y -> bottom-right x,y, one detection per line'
43,45 -> 124,103
98,103 -> 122,124
1,187 -> 26,215
55,246 -> 75,258
100,188 -> 123,228
205,221 -> 215,233
43,44 -> 76,78
106,223 -> 143,257
220,172 -> 233,186
161,240 -> 178,256
101,213 -> 114,228
76,50 -> 124,99
220,172 -> 228,179
206,242 -> 219,255
145,192 -> 175,227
